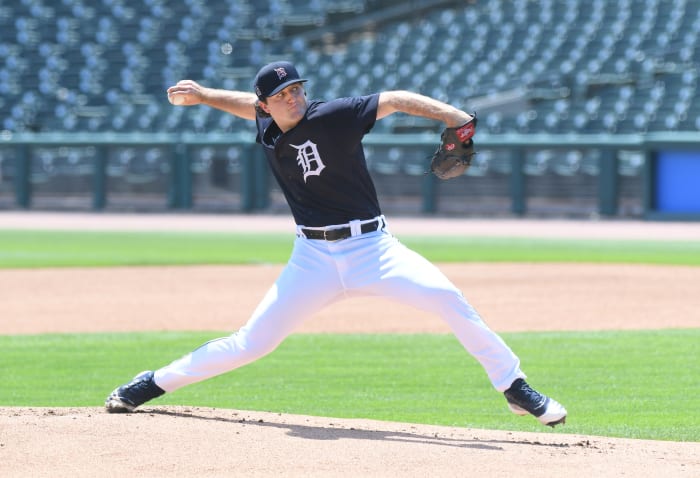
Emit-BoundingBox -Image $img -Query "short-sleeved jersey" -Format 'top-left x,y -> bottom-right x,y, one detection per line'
255,94 -> 382,227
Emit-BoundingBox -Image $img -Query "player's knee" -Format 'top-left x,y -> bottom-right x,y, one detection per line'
228,330 -> 283,362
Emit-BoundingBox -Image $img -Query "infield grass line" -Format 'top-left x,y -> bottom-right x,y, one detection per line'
1,329 -> 697,442
0,230 -> 699,267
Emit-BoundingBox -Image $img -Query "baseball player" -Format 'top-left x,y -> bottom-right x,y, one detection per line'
105,61 -> 567,427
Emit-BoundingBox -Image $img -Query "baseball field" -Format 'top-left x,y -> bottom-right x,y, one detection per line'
0,212 -> 698,477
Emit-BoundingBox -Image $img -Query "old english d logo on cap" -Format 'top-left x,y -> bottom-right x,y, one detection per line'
274,67 -> 288,80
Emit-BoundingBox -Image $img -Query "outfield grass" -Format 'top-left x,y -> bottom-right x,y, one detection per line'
1,229 -> 699,267
1,330 -> 698,441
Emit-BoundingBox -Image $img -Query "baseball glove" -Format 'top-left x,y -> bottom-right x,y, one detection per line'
429,115 -> 477,180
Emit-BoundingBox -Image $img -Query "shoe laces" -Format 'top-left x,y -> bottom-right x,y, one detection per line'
507,379 -> 546,409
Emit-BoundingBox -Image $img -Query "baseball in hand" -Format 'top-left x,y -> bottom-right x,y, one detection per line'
169,94 -> 185,106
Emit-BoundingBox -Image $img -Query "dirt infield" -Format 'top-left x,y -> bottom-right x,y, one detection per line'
1,213 -> 698,477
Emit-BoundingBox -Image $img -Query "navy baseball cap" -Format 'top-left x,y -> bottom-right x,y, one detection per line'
254,61 -> 307,100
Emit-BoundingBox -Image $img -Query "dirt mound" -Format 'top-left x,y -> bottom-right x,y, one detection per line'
1,406 -> 697,478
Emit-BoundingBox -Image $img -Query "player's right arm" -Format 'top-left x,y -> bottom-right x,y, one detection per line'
166,80 -> 258,120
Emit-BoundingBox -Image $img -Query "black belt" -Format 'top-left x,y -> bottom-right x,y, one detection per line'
301,218 -> 384,241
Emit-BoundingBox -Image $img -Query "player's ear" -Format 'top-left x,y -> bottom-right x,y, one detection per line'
256,100 -> 271,113
254,100 -> 271,118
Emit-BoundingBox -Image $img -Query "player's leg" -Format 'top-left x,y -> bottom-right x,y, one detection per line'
152,259 -> 340,391
340,232 -> 567,426
105,237 -> 343,412
338,232 -> 522,390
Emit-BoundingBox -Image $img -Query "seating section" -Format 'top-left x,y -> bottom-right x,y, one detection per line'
2,0 -> 699,135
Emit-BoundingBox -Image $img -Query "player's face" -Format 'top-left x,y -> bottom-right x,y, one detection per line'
262,83 -> 307,131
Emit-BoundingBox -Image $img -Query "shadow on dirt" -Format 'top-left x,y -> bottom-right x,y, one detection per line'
147,408 -> 590,451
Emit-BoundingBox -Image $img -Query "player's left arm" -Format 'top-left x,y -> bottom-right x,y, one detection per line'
376,91 -> 473,127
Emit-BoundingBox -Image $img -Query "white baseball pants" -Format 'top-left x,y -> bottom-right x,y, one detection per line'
154,219 -> 525,393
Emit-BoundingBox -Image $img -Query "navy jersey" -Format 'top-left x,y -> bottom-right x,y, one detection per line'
255,94 -> 382,227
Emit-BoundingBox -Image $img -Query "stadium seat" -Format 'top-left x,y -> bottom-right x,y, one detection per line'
1,0 -> 699,134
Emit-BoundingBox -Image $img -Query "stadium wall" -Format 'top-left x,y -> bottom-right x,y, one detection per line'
1,131 -> 698,220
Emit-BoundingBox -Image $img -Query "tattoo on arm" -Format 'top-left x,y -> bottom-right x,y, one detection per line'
380,91 -> 471,127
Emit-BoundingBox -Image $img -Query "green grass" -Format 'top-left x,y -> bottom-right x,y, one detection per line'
1,330 -> 698,441
1,229 -> 698,442
0,230 -> 699,267
0,230 -> 293,267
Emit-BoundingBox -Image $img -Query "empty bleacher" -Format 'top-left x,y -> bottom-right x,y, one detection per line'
1,0 -> 698,137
